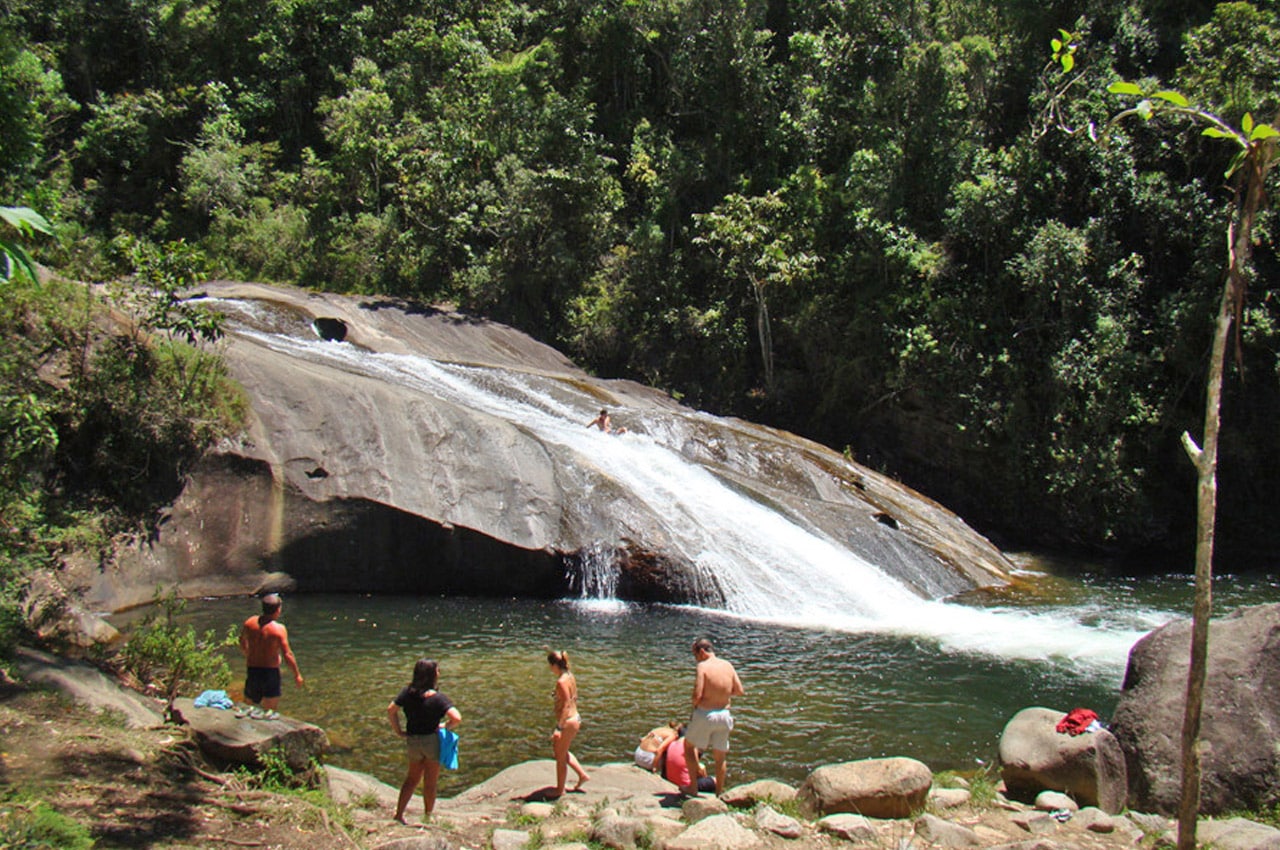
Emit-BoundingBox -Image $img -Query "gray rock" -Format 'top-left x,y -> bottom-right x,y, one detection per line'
170,697 -> 328,771
13,646 -> 163,729
998,706 -> 1128,813
1196,818 -> 1280,850
370,837 -> 456,850
1125,811 -> 1173,835
721,779 -> 798,808
799,757 -> 933,818
325,765 -> 398,811
519,802 -> 556,820
929,787 -> 971,809
682,795 -> 730,822
1033,791 -> 1077,812
643,816 -> 688,844
83,282 -> 1013,614
1010,812 -> 1058,835
1070,807 -> 1115,833
665,814 -> 761,850
590,813 -> 649,850
755,804 -> 804,839
21,571 -> 121,649
817,813 -> 879,842
491,829 -> 530,850
1112,604 -> 1280,815
914,813 -> 981,847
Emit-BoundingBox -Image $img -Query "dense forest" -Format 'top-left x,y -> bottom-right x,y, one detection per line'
2,0 -> 1277,566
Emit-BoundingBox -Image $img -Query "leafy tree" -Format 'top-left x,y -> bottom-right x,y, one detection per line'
693,188 -> 818,394
1049,15 -> 1278,843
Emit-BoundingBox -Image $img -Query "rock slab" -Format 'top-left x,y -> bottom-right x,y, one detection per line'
170,697 -> 329,771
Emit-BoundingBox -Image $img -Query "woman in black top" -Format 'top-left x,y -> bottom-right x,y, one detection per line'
387,658 -> 462,822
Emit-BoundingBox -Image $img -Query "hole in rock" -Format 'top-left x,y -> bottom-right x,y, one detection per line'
313,317 -> 348,342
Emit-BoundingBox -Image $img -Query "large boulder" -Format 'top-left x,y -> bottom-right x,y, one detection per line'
1110,603 -> 1280,815
170,697 -> 329,771
797,756 -> 932,819
998,706 -> 1127,813
71,281 -> 1013,614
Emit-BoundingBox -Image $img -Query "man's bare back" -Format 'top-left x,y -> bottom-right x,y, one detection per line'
693,653 -> 744,710
240,615 -> 290,667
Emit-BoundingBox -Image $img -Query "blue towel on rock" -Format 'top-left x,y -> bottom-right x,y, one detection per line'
438,728 -> 459,770
194,689 -> 234,710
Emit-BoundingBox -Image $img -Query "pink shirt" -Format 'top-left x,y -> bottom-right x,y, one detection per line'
663,739 -> 694,786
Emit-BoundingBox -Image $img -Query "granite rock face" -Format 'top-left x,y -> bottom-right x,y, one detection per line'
1110,603 -> 1280,815
79,282 -> 1014,612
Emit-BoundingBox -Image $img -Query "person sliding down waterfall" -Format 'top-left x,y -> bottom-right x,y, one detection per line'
586,408 -> 627,434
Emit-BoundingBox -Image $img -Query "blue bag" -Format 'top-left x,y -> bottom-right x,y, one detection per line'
438,727 -> 459,770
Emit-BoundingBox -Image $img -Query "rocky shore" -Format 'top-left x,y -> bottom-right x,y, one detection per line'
8,644 -> 1280,850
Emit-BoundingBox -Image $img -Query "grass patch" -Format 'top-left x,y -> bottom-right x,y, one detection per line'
0,794 -> 95,850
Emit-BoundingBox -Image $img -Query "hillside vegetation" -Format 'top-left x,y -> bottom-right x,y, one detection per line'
2,0 -> 1278,562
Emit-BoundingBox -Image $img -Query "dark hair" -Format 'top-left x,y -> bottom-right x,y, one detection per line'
261,593 -> 282,615
692,637 -> 713,654
545,647 -> 570,671
410,658 -> 439,692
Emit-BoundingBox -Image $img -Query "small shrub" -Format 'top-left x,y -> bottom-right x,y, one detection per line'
760,795 -> 806,821
965,765 -> 1001,807
117,589 -> 235,712
353,791 -> 381,810
234,747 -> 323,794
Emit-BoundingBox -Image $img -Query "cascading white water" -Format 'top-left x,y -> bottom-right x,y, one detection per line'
218,301 -> 1167,670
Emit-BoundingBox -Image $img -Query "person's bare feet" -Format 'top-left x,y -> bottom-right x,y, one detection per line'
573,771 -> 590,791
680,784 -> 699,797
394,813 -> 407,824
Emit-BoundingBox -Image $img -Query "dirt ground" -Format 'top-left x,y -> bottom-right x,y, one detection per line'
0,681 -> 383,850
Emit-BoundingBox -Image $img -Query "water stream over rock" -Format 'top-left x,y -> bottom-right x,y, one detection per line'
79,283 -> 1146,663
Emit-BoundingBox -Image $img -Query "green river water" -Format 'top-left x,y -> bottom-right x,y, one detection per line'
127,559 -> 1280,798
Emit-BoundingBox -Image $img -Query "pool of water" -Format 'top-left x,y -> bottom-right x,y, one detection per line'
123,564 -> 1280,797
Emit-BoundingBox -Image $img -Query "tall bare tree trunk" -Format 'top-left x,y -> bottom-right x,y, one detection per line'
1176,131 -> 1274,850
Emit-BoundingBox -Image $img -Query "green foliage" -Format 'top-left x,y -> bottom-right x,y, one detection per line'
0,206 -> 51,284
6,0 -> 1280,558
0,794 -> 95,850
118,590 -> 235,708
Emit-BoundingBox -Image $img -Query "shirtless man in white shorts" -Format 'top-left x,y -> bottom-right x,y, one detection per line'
681,637 -> 745,796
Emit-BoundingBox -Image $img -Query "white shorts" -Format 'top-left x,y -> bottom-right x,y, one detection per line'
634,747 -> 655,770
686,707 -> 733,752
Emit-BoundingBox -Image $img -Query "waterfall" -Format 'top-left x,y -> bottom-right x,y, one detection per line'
568,542 -> 619,600
215,299 -> 1161,670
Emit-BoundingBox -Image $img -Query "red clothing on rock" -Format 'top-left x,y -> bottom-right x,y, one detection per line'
1056,707 -> 1099,736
